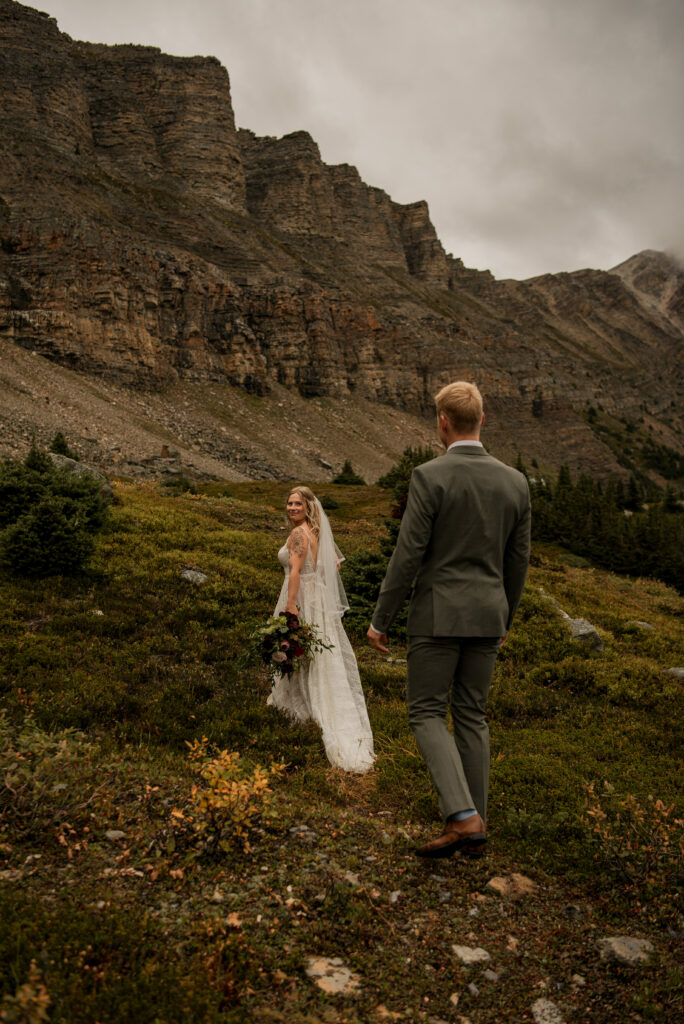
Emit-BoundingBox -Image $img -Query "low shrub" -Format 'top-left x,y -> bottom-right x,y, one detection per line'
318,494 -> 339,510
161,474 -> 197,495
489,672 -> 564,721
529,655 -> 604,696
583,781 -> 683,923
170,738 -> 285,855
0,959 -> 50,1024
0,891 -> 233,1023
341,548 -> 395,637
529,654 -> 675,708
0,714 -> 98,847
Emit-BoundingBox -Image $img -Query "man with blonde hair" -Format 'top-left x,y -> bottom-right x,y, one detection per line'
368,381 -> 530,858
435,381 -> 483,434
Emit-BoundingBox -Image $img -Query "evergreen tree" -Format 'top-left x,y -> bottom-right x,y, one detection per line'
613,478 -> 626,510
663,485 -> 680,514
331,460 -> 366,485
49,431 -> 78,460
376,445 -> 435,489
528,465 -> 683,593
0,447 -> 110,578
625,475 -> 642,512
24,444 -> 53,474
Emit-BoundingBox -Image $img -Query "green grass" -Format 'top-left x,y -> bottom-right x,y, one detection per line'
0,482 -> 682,1022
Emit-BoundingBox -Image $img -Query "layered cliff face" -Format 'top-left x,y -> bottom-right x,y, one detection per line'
1,0 -> 682,481
77,45 -> 245,210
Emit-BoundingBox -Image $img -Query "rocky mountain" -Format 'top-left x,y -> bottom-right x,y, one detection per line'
1,0 -> 682,482
611,250 -> 684,335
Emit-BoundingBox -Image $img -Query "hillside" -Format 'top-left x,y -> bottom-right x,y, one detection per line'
1,0 -> 683,484
0,480 -> 682,1022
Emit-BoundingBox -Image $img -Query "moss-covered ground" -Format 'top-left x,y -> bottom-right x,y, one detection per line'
0,482 -> 682,1023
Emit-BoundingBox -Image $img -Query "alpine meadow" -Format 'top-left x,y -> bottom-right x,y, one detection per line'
0,472 -> 682,1023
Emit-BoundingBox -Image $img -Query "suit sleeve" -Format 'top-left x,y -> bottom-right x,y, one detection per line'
371,468 -> 436,635
503,480 -> 531,629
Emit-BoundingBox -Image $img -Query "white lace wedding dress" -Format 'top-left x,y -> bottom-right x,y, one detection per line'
267,541 -> 375,773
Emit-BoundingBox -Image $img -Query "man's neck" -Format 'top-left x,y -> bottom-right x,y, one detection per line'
444,434 -> 481,448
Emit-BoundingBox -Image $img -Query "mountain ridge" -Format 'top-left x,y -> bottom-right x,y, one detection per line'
0,0 -> 682,482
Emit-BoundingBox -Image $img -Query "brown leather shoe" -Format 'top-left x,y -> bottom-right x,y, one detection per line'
415,813 -> 486,859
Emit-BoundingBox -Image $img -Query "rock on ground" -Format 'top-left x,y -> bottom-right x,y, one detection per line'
179,569 -> 208,584
567,616 -> 603,651
305,957 -> 361,995
598,936 -> 655,966
539,589 -> 603,652
486,873 -> 537,899
49,452 -> 113,498
532,998 -> 565,1024
451,945 -> 491,965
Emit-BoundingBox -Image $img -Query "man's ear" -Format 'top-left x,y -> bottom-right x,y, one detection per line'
481,411 -> 485,428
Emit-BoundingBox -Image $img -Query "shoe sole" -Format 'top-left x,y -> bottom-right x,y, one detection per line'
461,837 -> 487,857
415,833 -> 487,859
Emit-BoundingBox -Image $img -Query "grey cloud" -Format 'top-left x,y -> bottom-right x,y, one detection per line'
46,0 -> 684,278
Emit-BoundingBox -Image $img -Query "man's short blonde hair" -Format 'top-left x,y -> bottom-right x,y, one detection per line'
434,381 -> 483,434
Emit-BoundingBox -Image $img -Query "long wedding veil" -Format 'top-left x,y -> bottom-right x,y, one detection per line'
314,498 -> 350,616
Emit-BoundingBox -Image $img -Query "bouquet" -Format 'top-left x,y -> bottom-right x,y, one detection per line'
244,612 -> 333,684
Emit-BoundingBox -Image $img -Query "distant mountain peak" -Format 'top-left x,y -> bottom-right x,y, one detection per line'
611,251 -> 684,333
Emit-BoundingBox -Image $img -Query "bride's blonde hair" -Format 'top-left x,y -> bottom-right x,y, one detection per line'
287,486 -> 321,537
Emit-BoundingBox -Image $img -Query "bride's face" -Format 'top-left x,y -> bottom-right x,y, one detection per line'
286,492 -> 307,526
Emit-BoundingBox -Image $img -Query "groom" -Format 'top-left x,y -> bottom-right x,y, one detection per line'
368,381 -> 531,858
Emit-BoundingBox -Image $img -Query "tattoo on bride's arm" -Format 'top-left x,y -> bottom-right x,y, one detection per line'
290,527 -> 307,558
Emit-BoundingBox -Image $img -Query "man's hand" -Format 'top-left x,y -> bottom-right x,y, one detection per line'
367,626 -> 389,654
499,632 -> 508,648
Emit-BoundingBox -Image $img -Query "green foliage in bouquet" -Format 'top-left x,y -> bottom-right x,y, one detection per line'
243,613 -> 333,684
0,446 -> 110,577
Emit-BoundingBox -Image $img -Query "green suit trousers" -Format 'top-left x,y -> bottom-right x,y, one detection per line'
407,635 -> 501,822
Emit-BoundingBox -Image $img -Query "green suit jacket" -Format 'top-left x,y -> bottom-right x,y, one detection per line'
372,445 -> 531,637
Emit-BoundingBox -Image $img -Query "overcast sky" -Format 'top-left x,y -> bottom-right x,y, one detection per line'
44,0 -> 684,280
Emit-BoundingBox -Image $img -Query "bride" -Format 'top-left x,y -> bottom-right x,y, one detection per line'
267,486 -> 375,774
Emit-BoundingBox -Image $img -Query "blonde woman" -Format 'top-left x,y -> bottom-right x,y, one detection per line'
267,486 -> 375,773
